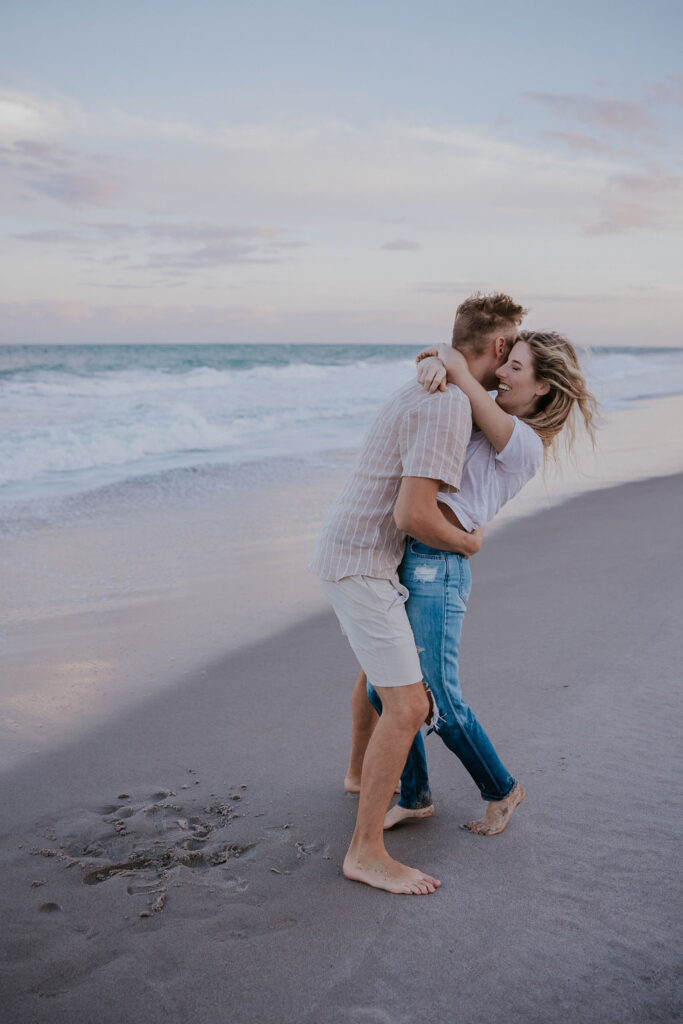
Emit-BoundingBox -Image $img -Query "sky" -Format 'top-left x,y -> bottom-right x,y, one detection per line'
1,0 -> 682,346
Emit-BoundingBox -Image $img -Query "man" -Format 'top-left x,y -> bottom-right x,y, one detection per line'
310,292 -> 527,895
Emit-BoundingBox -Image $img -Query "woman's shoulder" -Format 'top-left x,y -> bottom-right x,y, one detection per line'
495,416 -> 543,470
513,416 -> 544,451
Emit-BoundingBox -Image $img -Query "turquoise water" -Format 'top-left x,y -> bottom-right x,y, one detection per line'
2,343 -> 682,510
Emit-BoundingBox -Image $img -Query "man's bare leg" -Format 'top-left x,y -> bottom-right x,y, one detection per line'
343,682 -> 441,895
344,670 -> 404,795
463,782 -> 525,835
344,669 -> 379,793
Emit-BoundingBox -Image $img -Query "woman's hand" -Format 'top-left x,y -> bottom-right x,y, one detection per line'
417,356 -> 447,393
415,346 -> 439,364
415,345 -> 474,393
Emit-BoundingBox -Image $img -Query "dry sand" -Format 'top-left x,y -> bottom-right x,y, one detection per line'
1,473 -> 681,1024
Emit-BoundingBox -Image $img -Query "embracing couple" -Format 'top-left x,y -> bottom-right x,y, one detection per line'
310,292 -> 597,895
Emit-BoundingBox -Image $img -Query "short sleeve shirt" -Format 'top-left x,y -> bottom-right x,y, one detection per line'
437,417 -> 543,531
310,380 -> 471,581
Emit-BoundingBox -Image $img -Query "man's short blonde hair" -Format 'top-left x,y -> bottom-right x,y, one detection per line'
452,292 -> 528,354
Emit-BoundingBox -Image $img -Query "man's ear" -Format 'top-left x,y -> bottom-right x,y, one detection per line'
493,336 -> 507,360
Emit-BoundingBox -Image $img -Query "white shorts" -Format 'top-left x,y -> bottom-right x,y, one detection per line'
319,574 -> 423,689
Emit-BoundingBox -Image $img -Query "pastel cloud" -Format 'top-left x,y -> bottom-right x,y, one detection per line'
27,170 -> 119,207
538,131 -> 628,157
644,74 -> 683,105
1,132 -> 118,208
14,220 -> 306,272
4,284 -> 682,348
587,169 -> 683,235
381,239 -> 420,251
0,300 -> 430,346
526,91 -> 656,139
1,81 -> 681,344
415,280 -> 484,294
0,89 -> 617,220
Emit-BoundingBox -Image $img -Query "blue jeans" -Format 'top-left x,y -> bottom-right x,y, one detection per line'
368,540 -> 516,808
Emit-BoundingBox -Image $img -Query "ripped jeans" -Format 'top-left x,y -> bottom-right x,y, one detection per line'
367,539 -> 515,807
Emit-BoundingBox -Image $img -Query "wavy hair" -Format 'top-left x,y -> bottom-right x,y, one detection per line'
518,330 -> 598,454
453,291 -> 528,354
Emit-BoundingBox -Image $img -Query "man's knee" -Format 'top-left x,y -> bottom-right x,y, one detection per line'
379,683 -> 429,730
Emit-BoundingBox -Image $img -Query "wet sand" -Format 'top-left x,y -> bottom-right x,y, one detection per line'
1,473 -> 681,1024
2,394 -> 682,772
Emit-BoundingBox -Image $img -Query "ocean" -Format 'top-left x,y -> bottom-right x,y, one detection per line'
2,343 -> 683,517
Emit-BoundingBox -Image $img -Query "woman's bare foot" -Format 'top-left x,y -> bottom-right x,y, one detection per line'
343,851 -> 441,895
463,782 -> 525,835
344,774 -> 400,795
383,803 -> 434,830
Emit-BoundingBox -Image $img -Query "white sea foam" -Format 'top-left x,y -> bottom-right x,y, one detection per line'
1,345 -> 682,507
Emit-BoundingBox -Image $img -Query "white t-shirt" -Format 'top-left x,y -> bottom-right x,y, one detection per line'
437,417 -> 543,531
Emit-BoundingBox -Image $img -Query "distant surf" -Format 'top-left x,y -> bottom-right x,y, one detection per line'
2,343 -> 682,511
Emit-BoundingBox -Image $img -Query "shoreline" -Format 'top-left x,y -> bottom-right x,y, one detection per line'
0,472 -> 680,1023
1,393 -> 682,770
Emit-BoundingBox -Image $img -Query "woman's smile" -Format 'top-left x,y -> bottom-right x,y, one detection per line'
495,340 -> 549,417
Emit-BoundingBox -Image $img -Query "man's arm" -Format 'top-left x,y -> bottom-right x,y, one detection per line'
393,477 -> 483,557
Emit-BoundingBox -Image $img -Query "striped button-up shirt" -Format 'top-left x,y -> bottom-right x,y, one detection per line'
310,380 -> 471,581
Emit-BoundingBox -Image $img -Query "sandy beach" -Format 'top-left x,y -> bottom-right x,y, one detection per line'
3,3 -> 682,1017
3,393 -> 682,772
1,402 -> 682,1022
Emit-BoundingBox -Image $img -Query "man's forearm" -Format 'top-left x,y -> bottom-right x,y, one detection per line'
395,505 -> 481,556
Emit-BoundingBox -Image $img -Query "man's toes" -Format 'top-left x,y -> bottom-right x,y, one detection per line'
421,873 -> 441,887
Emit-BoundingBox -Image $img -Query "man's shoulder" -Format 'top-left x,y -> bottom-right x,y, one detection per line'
384,379 -> 471,412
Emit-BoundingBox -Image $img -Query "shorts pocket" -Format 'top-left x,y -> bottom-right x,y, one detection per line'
360,575 -> 408,613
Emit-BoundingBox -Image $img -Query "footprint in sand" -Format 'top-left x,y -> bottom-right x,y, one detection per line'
37,902 -> 61,913
27,782 -> 327,920
225,917 -> 298,940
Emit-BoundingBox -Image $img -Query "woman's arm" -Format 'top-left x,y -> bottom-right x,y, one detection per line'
425,345 -> 514,453
415,347 -> 447,392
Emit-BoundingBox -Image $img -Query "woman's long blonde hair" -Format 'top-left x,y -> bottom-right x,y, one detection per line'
518,330 -> 598,453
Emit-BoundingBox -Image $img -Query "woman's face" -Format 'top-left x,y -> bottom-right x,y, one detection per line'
495,340 -> 549,417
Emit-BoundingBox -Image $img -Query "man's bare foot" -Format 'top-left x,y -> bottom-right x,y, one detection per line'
463,782 -> 525,835
344,774 -> 400,795
343,851 -> 441,895
343,773 -> 362,794
384,803 -> 434,830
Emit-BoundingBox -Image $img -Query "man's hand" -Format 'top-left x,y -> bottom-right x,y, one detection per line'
468,526 -> 485,556
417,357 -> 447,393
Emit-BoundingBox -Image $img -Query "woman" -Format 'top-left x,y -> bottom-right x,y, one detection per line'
345,330 -> 598,835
